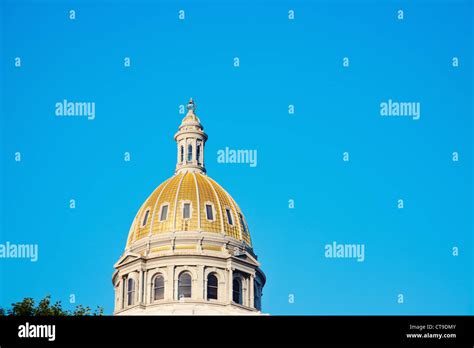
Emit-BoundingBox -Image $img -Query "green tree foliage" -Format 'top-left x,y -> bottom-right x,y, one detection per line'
0,295 -> 103,316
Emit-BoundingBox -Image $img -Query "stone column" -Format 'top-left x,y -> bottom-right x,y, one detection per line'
117,277 -> 122,310
196,265 -> 204,300
242,277 -> 248,307
134,272 -> 139,306
184,138 -> 188,163
177,142 -> 180,164
167,265 -> 175,301
144,269 -> 149,305
249,274 -> 255,308
202,143 -> 205,167
121,276 -> 126,309
139,269 -> 144,304
146,270 -> 152,304
218,278 -> 225,302
228,267 -> 234,303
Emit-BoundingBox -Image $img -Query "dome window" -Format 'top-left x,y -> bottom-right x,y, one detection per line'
207,274 -> 218,300
232,278 -> 242,305
153,275 -> 164,301
183,203 -> 191,219
159,204 -> 169,221
205,203 -> 214,221
127,278 -> 135,306
225,208 -> 234,225
178,272 -> 192,299
180,145 -> 184,163
141,209 -> 150,227
239,213 -> 247,233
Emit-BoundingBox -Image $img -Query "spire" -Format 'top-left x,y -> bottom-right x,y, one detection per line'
174,98 -> 208,174
187,98 -> 196,112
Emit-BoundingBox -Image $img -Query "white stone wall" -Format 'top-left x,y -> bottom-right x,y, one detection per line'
113,237 -> 265,315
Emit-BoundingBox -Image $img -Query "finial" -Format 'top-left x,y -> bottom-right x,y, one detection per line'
187,98 -> 196,113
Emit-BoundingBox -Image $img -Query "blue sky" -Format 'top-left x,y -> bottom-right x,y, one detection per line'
0,0 -> 472,315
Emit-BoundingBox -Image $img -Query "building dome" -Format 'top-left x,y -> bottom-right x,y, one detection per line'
113,99 -> 265,315
126,171 -> 252,248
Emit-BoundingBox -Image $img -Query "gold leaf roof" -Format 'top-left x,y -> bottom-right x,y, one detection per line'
126,171 -> 252,248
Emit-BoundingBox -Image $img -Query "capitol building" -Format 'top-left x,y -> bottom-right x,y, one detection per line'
112,99 -> 266,315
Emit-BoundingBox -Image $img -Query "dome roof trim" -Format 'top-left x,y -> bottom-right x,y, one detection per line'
126,171 -> 252,248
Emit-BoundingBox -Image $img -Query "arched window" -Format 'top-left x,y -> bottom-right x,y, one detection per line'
180,145 -> 184,163
196,144 -> 201,164
153,275 -> 164,301
207,274 -> 218,300
187,144 -> 193,162
127,278 -> 135,306
178,272 -> 192,299
232,278 -> 242,305
254,281 -> 261,310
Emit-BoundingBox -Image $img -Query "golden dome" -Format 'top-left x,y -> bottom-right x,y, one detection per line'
126,171 -> 252,248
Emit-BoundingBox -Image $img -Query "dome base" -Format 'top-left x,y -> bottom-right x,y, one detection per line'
112,246 -> 265,315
